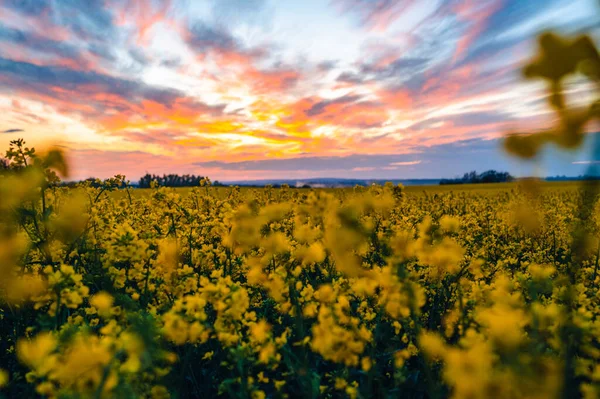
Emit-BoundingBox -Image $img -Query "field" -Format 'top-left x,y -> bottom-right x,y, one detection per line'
1,170 -> 600,399
109,180 -> 584,200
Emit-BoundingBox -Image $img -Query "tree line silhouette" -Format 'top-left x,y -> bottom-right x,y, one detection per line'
439,170 -> 514,185
138,173 -> 222,188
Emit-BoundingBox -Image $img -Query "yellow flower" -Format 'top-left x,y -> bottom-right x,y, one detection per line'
419,332 -> 446,360
36,381 -> 54,396
151,385 -> 171,399
393,351 -> 406,368
334,378 -> 347,390
529,263 -> 556,280
90,291 -> 114,316
301,241 -> 326,265
17,333 -> 57,373
258,342 -> 276,364
257,371 -> 269,383
250,320 -> 271,344
361,357 -> 372,372
0,369 -> 8,388
315,284 -> 335,303
346,384 -> 358,399
156,238 -> 179,276
439,215 -> 460,232
120,332 -> 144,373
477,304 -> 527,350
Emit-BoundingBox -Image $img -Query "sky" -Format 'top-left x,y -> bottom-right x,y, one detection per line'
0,0 -> 599,181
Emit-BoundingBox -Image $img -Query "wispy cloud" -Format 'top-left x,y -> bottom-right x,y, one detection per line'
572,160 -> 600,165
390,161 -> 422,166
0,0 -> 596,179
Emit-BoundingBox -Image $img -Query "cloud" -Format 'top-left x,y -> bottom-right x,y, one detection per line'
116,130 -> 180,146
360,57 -> 431,81
1,128 -> 24,133
0,24 -> 112,73
114,0 -> 177,44
187,137 -> 511,178
3,0 -> 118,42
65,133 -> 600,181
184,21 -> 302,94
210,0 -> 273,27
0,0 -> 595,181
336,71 -> 368,84
186,22 -> 243,55
332,0 -> 582,117
195,153 -> 423,172
0,57 -> 226,133
572,160 -> 600,165
332,0 -> 419,31
280,95 -> 390,130
390,160 -> 421,166
241,66 -> 300,93
68,148 -> 182,180
410,110 -> 516,133
304,95 -> 364,117
352,166 -> 376,172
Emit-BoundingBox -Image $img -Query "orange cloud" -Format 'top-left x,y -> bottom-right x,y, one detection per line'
114,0 -> 178,45
276,94 -> 395,134
377,89 -> 413,109
242,67 -> 300,93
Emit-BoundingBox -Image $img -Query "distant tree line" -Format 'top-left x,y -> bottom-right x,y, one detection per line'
138,173 -> 222,188
440,170 -> 514,185
546,174 -> 600,181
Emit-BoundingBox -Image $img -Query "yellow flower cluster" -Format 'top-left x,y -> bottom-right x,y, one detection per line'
1,163 -> 598,398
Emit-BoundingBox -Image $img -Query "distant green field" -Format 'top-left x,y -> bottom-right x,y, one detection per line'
403,180 -> 583,194
109,180 -> 584,200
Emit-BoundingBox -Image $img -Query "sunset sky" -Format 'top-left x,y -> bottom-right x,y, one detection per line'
1,0 -> 599,181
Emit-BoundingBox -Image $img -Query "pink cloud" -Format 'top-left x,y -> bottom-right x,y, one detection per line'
451,0 -> 503,63
332,0 -> 419,32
